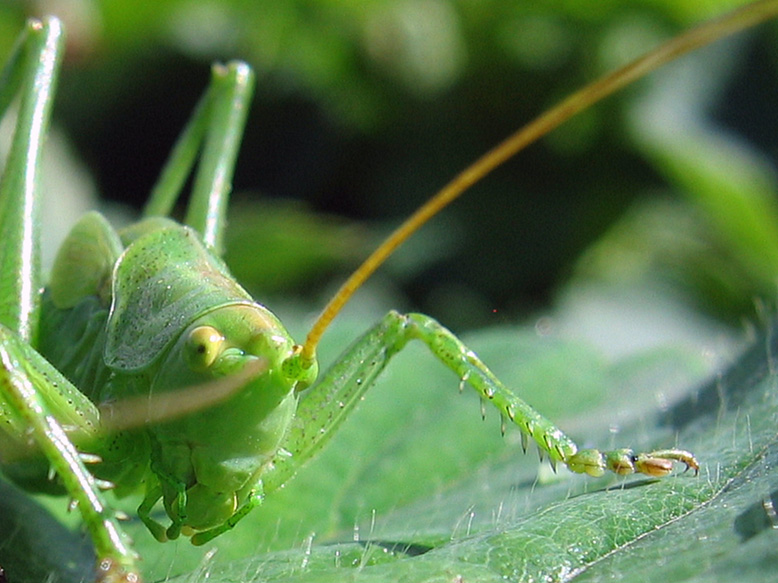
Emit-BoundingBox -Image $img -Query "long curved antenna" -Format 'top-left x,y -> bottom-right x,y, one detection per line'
299,0 -> 778,364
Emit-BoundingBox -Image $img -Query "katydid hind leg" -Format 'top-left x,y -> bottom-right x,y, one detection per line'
183,62 -> 254,255
0,19 -> 141,581
143,61 -> 254,256
264,311 -> 697,493
0,18 -> 62,346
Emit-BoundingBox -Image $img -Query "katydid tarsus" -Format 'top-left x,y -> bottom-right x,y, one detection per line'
2,4 -> 776,582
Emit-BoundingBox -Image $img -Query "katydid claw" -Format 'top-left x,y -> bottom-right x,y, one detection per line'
635,448 -> 700,477
566,447 -> 699,478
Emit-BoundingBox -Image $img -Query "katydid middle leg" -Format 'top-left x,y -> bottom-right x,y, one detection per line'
263,311 -> 698,494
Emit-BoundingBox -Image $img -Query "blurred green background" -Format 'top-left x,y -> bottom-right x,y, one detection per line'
1,0 -> 777,332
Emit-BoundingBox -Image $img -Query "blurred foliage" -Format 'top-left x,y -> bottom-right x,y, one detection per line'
1,0 -> 777,330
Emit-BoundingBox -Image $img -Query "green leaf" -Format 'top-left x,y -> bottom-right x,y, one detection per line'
627,39 -> 778,317
157,316 -> 775,583
3,291 -> 775,582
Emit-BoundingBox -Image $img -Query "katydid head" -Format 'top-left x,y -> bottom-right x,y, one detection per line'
79,220 -> 326,540
145,303 -> 317,537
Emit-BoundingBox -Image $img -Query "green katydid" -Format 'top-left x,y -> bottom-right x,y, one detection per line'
1,3 -> 776,582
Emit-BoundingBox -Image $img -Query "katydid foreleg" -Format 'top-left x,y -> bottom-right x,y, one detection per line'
262,311 -> 698,499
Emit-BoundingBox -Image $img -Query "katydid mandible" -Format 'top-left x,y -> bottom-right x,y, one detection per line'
6,5 -> 775,582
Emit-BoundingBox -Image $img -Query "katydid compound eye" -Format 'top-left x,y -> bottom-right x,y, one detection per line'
185,326 -> 224,371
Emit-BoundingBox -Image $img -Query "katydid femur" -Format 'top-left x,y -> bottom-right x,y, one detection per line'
3,3 -> 775,582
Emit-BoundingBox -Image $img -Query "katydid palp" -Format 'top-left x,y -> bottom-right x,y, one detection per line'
2,4 -> 776,583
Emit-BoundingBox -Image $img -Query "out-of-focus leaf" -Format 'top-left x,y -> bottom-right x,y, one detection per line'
223,198 -> 458,296
627,36 -> 778,316
636,128 -> 778,288
0,479 -> 94,583
223,199 -> 368,293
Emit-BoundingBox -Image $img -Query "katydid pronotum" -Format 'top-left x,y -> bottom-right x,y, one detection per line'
2,4 -> 775,583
